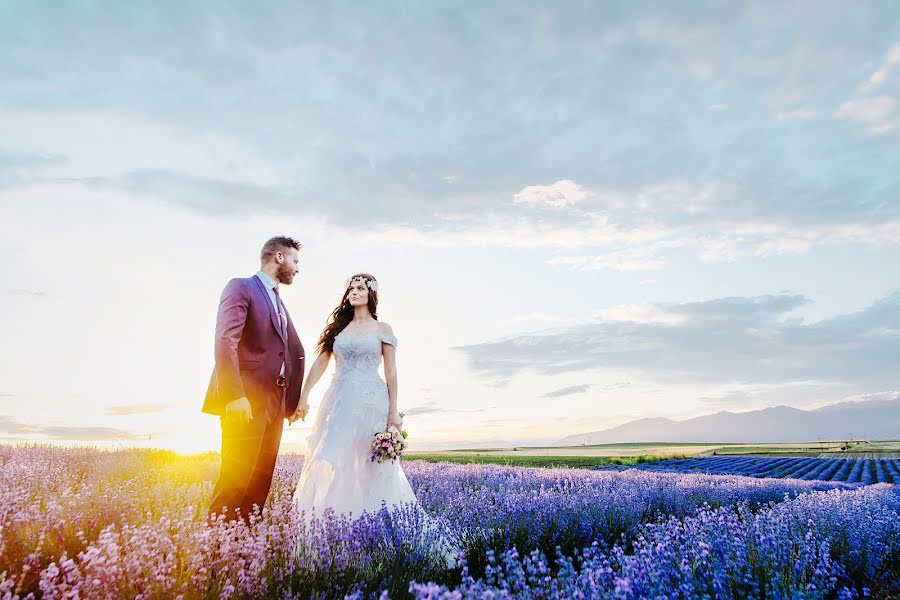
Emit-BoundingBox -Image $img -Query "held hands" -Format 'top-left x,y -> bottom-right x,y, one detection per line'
224,397 -> 252,425
288,397 -> 310,425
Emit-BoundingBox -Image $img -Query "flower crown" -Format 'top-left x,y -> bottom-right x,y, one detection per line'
345,275 -> 378,292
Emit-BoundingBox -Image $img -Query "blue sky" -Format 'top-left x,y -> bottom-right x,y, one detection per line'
1,2 -> 898,451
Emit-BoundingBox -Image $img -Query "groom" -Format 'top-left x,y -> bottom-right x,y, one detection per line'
203,236 -> 307,522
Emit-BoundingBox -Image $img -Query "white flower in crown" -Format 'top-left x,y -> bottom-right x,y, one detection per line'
345,275 -> 378,292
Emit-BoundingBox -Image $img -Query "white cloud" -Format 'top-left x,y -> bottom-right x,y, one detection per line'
592,303 -> 686,325
831,390 -> 900,407
869,71 -> 887,87
887,42 -> 900,64
456,291 -> 900,391
871,123 -> 897,134
866,41 -> 900,87
833,95 -> 896,133
698,380 -> 844,409
834,96 -> 895,122
512,179 -> 592,208
359,213 -> 682,249
349,179 -> 900,271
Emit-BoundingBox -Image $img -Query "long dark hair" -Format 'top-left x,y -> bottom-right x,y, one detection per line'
316,273 -> 379,354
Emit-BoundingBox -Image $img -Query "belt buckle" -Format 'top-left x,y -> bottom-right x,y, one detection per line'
276,375 -> 287,388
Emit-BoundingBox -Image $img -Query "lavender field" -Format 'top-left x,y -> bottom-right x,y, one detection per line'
599,455 -> 900,484
1,446 -> 899,599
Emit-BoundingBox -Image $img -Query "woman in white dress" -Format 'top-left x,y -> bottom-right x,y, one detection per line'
289,273 -> 418,517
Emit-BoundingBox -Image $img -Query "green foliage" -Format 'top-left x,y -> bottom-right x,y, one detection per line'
404,453 -> 671,469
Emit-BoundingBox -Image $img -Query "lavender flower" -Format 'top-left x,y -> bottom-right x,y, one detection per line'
1,446 -> 897,599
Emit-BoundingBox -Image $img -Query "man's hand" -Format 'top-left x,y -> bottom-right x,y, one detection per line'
289,399 -> 310,424
225,397 -> 252,425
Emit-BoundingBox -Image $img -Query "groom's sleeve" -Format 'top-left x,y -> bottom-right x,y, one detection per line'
214,278 -> 251,404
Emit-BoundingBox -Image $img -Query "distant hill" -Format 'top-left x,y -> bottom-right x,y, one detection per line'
557,397 -> 900,445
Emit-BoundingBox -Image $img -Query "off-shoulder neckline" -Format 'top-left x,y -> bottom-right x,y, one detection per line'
336,330 -> 395,341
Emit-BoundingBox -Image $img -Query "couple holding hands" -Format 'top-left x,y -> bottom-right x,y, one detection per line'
202,236 -> 416,523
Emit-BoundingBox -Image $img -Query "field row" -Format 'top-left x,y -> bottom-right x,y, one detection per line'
4,447 -> 899,598
605,455 -> 900,484
817,452 -> 900,459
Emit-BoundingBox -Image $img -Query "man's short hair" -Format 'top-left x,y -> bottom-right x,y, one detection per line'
260,236 -> 302,263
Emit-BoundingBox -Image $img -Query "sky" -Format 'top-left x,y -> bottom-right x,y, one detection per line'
1,2 -> 899,452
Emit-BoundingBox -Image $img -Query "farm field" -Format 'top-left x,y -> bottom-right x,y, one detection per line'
1,445 -> 899,599
404,452 -> 667,469
413,443 -> 721,458
598,455 -> 900,484
408,439 -> 900,468
819,452 -> 900,459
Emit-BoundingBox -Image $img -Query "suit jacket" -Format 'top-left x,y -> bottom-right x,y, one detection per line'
203,275 -> 305,418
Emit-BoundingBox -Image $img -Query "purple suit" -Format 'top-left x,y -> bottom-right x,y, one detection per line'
204,274 -> 305,521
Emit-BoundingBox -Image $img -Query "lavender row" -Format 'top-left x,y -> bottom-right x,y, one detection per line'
405,460 -> 859,572
412,485 -> 900,599
600,455 -> 900,484
1,446 -> 897,599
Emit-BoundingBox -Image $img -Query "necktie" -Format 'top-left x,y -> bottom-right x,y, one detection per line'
272,285 -> 288,398
272,286 -> 288,338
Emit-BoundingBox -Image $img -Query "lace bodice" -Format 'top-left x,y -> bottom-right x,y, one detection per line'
332,330 -> 398,382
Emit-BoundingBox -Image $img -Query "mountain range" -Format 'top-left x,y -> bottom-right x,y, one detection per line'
557,397 -> 900,445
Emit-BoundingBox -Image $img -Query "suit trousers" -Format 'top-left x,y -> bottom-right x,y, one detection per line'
208,387 -> 284,522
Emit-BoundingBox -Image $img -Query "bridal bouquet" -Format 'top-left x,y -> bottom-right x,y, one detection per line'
371,424 -> 409,464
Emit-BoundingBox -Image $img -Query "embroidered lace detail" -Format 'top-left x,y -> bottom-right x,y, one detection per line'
330,331 -> 394,384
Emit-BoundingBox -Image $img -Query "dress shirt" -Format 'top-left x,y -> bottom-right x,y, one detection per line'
255,271 -> 286,376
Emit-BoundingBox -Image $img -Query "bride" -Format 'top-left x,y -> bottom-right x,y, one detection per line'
289,273 -> 418,517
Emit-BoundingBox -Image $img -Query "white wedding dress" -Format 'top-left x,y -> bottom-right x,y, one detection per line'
292,330 -> 418,518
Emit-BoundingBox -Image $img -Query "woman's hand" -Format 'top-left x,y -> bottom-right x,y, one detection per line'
289,395 -> 310,424
386,411 -> 403,431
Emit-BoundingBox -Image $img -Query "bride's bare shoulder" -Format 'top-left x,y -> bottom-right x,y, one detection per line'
378,322 -> 395,336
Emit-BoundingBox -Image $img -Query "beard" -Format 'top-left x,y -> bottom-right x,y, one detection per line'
275,262 -> 295,284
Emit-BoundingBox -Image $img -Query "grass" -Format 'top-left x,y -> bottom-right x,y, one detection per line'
708,440 -> 900,456
404,452 -> 674,469
417,444 -> 729,458
405,440 -> 900,468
